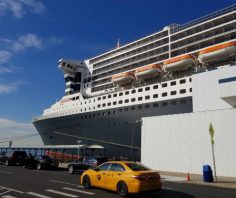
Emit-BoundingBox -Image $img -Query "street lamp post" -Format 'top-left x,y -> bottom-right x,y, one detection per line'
77,140 -> 82,159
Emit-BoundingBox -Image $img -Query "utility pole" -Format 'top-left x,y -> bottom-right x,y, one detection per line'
209,123 -> 217,181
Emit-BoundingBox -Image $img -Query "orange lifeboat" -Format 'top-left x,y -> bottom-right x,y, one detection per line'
198,41 -> 236,64
135,64 -> 162,79
163,54 -> 195,72
111,71 -> 135,85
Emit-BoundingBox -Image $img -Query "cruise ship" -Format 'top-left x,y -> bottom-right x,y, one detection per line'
33,5 -> 236,160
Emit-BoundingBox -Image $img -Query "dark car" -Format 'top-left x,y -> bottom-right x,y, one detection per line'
0,151 -> 6,164
26,155 -> 59,170
68,156 -> 108,174
0,151 -> 28,166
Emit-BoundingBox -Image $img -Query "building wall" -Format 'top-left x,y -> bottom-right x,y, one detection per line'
192,65 -> 236,112
141,108 -> 236,177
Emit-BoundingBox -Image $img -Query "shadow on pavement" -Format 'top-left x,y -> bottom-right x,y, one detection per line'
130,189 -> 195,198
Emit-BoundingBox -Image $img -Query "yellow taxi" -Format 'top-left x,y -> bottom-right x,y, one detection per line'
81,161 -> 162,196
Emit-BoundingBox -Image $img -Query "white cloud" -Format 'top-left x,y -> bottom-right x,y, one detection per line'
0,118 -> 43,146
11,33 -> 43,52
0,81 -> 24,94
0,118 -> 33,130
0,50 -> 12,64
0,0 -> 46,18
0,66 -> 13,74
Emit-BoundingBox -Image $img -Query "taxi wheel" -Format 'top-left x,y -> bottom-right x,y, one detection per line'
117,181 -> 128,197
83,175 -> 91,189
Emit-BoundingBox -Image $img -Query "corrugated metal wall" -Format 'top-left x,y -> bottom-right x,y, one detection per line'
141,109 -> 236,177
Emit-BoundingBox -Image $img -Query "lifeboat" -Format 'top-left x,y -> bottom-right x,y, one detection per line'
111,72 -> 135,85
135,64 -> 162,79
163,54 -> 195,72
198,41 -> 236,64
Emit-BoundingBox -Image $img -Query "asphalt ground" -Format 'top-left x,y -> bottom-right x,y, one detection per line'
0,165 -> 236,198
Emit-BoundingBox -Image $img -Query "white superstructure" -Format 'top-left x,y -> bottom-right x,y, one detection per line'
33,4 -> 236,160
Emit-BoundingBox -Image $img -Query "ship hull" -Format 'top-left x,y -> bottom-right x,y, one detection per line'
33,97 -> 193,160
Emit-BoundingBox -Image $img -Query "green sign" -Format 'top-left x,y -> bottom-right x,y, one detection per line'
209,123 -> 215,145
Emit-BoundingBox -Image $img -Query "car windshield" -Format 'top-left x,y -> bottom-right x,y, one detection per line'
125,162 -> 151,171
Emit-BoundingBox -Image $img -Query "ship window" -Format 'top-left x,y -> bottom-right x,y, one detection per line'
119,108 -> 123,112
180,89 -> 186,94
84,108 -> 86,111
98,112 -> 100,116
80,116 -> 83,119
98,97 -> 101,100
171,81 -> 176,86
85,115 -> 87,119
153,103 -> 158,108
153,94 -> 158,98
108,95 -> 111,98
103,112 -> 106,116
138,88 -> 143,92
113,93 -> 117,97
102,103 -> 106,107
180,99 -> 187,104
171,100 -> 177,105
89,114 -> 91,118
180,79 -> 186,84
76,96 -> 79,100
171,91 -> 177,95
131,106 -> 135,111
153,85 -> 158,89
131,98 -> 135,102
131,89 -> 136,94
103,96 -> 106,99
124,107 -> 128,111
119,100 -> 123,104
162,83 -> 167,88
97,104 -> 101,108
189,88 -> 192,92
145,104 -> 150,108
162,92 -> 167,97
125,91 -> 129,95
162,102 -> 168,106
138,97 -> 142,101
125,99 -> 129,103
119,92 -> 123,96
113,101 -> 117,105
145,95 -> 150,100
113,110 -> 116,114
189,78 -> 192,82
108,111 -> 111,115
138,105 -> 142,110
145,87 -> 150,91
108,102 -> 111,106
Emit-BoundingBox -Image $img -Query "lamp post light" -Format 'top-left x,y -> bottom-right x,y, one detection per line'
77,140 -> 82,159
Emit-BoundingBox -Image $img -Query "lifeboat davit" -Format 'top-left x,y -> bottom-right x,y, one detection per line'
135,64 -> 162,79
111,72 -> 135,85
198,41 -> 236,64
163,54 -> 195,72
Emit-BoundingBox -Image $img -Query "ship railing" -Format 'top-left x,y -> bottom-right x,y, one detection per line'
171,4 -> 236,33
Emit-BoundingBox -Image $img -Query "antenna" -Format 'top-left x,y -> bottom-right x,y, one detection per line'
116,39 -> 120,48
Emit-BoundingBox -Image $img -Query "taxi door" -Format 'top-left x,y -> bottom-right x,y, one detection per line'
91,163 -> 111,189
105,163 -> 126,191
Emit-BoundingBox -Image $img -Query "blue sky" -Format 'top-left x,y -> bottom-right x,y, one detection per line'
0,0 -> 235,146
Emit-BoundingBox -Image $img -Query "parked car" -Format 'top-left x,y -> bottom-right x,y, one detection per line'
81,161 -> 162,197
68,156 -> 108,174
0,151 -> 28,166
0,151 -> 6,164
25,155 -> 59,170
